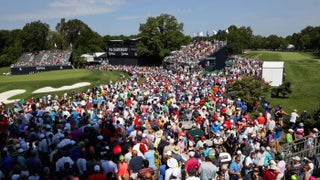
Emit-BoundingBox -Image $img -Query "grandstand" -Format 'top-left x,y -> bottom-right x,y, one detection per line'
163,40 -> 227,72
11,50 -> 73,75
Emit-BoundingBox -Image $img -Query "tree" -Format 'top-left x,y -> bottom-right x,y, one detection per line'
0,29 -> 23,65
21,21 -> 49,51
137,14 -> 189,61
226,25 -> 253,54
55,18 -> 104,66
271,81 -> 292,97
229,77 -> 271,112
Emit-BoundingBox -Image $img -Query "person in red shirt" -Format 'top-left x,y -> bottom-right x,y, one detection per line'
88,165 -> 106,180
256,113 -> 266,129
262,164 -> 278,180
184,151 -> 200,174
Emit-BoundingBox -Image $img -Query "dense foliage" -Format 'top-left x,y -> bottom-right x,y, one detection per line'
0,14 -> 319,66
229,77 -> 271,112
137,14 -> 191,62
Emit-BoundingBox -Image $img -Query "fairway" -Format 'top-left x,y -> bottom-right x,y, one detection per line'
242,51 -> 320,117
0,69 -> 129,102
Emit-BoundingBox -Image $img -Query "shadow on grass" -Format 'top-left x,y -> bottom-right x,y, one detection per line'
271,96 -> 290,99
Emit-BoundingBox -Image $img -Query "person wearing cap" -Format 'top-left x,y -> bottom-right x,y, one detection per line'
165,158 -> 181,180
16,148 -> 26,169
288,156 -> 302,179
213,133 -> 225,153
172,146 -> 184,165
274,153 -> 286,175
244,152 -> 256,175
304,157 -> 314,176
88,165 -> 106,180
198,156 -> 218,180
117,155 -> 129,180
295,123 -> 305,140
286,129 -> 294,144
262,164 -> 279,180
196,135 -> 206,149
289,109 -> 299,128
38,133 -> 50,167
184,151 -> 199,176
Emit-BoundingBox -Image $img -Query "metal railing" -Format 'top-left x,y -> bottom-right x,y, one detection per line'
281,133 -> 319,152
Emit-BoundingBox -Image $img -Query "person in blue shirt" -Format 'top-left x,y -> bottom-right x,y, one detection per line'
211,121 -> 221,134
229,156 -> 242,180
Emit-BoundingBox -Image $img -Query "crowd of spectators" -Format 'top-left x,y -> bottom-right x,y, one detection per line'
12,50 -> 72,68
163,40 -> 224,65
0,44 -> 318,180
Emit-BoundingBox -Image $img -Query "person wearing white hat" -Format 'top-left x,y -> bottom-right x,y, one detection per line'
296,123 -> 305,140
288,156 -> 302,179
304,157 -> 314,175
286,129 -> 294,144
165,158 -> 181,180
213,133 -> 225,153
184,151 -> 199,177
88,165 -> 106,179
289,109 -> 299,128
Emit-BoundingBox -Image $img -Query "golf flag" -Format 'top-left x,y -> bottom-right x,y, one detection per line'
225,28 -> 229,34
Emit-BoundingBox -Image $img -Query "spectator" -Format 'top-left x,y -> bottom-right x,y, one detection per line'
165,158 -> 181,180
137,159 -> 155,180
128,150 -> 143,179
287,156 -> 302,180
229,156 -> 242,180
88,165 -> 106,180
198,156 -> 218,180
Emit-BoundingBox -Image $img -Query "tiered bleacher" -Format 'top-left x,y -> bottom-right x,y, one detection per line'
11,50 -> 73,75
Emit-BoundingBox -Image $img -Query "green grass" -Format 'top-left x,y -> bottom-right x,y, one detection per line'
242,51 -> 320,117
0,67 -> 11,74
0,69 -> 129,102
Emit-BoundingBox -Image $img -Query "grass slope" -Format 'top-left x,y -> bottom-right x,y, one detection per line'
0,69 -> 129,101
242,51 -> 320,116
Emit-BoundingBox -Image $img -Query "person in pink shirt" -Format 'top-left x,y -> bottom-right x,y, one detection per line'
184,151 -> 200,174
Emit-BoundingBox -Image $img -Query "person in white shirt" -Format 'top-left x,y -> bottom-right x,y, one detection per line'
56,155 -> 74,172
165,158 -> 181,180
304,157 -> 314,175
289,109 -> 299,127
244,152 -> 256,175
267,118 -> 276,131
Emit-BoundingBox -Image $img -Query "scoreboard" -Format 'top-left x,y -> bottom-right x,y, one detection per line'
106,39 -> 138,57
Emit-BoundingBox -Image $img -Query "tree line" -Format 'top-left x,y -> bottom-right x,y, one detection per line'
0,14 -> 319,67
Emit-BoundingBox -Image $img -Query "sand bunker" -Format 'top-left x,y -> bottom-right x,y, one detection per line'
0,82 -> 91,104
0,89 -> 26,104
32,82 -> 91,93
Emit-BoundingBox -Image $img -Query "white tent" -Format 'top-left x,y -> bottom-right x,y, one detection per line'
80,54 -> 94,62
262,61 -> 284,87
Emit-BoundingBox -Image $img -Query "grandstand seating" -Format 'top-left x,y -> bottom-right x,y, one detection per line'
12,50 -> 72,68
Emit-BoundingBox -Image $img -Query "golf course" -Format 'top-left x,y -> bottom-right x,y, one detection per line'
0,69 -> 129,103
1,50 -> 319,119
242,50 -> 320,118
